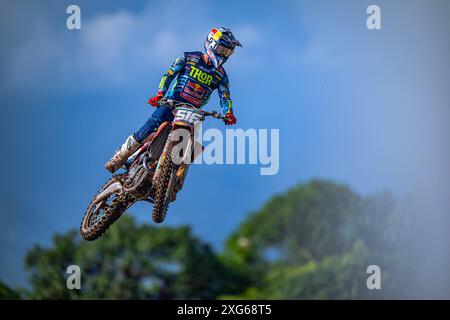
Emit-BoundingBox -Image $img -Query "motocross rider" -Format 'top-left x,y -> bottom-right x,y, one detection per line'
105,27 -> 241,173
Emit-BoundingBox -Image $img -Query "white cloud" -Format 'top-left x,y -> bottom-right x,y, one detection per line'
79,11 -> 137,72
3,2 -> 263,93
0,4 -> 176,90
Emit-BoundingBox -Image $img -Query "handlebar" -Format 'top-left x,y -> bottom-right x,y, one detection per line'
158,98 -> 227,122
201,110 -> 227,121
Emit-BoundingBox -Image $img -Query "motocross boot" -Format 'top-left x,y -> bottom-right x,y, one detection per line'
105,134 -> 142,173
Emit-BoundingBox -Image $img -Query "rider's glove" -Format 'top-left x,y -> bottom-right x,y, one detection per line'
147,91 -> 164,107
224,112 -> 237,125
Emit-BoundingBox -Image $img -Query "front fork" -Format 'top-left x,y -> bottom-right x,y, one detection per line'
152,125 -> 203,192
152,139 -> 173,184
174,164 -> 189,192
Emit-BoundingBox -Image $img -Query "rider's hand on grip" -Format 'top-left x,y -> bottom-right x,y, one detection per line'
224,112 -> 237,125
147,91 -> 164,107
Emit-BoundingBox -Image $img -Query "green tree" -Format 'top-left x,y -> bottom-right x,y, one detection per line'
0,281 -> 21,299
25,215 -> 246,299
24,179 -> 408,299
221,180 -> 408,299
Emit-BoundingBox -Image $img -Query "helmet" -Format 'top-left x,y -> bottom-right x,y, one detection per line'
204,27 -> 242,68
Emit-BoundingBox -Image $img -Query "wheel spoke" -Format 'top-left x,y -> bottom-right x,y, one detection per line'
89,193 -> 116,227
81,174 -> 134,241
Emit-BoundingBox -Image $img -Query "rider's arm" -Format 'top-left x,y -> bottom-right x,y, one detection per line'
217,74 -> 233,115
157,53 -> 186,94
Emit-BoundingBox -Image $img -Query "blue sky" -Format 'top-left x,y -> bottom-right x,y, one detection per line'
1,0 -> 449,291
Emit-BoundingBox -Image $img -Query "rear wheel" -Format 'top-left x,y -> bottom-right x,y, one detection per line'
152,155 -> 175,223
80,175 -> 134,241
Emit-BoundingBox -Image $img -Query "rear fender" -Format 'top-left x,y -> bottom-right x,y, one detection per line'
129,122 -> 172,168
147,122 -> 172,160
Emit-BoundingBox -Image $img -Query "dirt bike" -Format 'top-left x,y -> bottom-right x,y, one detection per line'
80,99 -> 226,241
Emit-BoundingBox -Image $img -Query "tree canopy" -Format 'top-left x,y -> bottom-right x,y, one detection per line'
221,179 -> 408,299
0,281 -> 21,299
24,217 -> 247,299
17,179 -> 408,299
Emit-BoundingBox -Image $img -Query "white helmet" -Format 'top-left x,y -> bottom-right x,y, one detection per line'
204,27 -> 242,68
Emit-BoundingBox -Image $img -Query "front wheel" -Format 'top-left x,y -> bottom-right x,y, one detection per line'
152,155 -> 175,223
80,175 -> 134,241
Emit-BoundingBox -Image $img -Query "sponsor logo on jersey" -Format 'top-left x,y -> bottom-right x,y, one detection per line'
182,80 -> 207,103
186,80 -> 206,94
158,75 -> 168,90
189,66 -> 213,86
180,91 -> 202,106
187,54 -> 200,63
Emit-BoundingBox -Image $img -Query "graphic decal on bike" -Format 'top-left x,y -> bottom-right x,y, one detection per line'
174,107 -> 203,125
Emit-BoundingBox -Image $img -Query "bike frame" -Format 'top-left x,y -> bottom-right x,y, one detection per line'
81,100 -> 227,240
152,105 -> 204,183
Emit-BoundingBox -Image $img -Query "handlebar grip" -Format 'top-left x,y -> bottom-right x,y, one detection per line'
211,111 -> 226,120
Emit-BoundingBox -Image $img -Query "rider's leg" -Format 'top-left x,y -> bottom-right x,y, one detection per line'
105,134 -> 142,173
124,106 -> 176,168
134,106 -> 175,143
105,106 -> 174,173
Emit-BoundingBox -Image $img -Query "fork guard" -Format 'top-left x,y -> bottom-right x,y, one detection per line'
147,122 -> 172,160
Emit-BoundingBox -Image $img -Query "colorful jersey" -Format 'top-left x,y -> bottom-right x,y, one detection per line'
157,51 -> 233,115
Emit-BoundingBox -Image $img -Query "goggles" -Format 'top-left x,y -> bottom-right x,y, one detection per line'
214,43 -> 234,58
